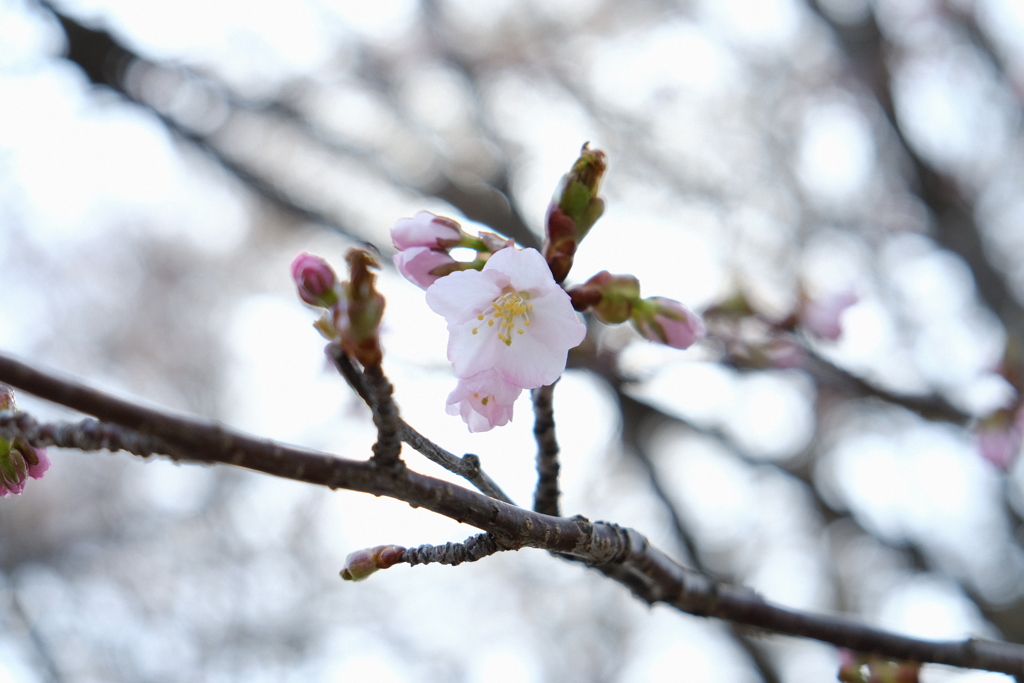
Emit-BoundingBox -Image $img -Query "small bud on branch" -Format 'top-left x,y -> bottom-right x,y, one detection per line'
340,544 -> 406,581
543,142 -> 607,283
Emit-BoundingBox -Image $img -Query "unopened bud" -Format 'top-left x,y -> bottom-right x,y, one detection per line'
340,544 -> 406,581
393,247 -> 460,290
391,211 -> 463,250
543,143 -> 607,283
837,651 -> 920,683
632,296 -> 706,350
591,272 -> 641,324
291,253 -> 340,308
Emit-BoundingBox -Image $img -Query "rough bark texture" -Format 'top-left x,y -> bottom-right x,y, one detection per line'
531,383 -> 561,517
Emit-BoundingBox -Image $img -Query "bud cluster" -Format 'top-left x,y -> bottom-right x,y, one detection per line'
391,211 -> 513,289
291,249 -> 386,367
0,385 -> 50,498
293,145 -> 710,433
568,272 -> 705,350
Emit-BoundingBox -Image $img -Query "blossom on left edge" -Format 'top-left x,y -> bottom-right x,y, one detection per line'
0,386 -> 49,498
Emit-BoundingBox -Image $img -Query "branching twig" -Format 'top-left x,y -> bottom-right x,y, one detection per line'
531,383 -> 560,517
401,533 -> 510,567
327,344 -> 514,504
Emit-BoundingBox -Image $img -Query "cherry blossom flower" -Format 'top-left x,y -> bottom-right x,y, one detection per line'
446,370 -> 522,432
426,247 -> 587,393
633,297 -> 705,350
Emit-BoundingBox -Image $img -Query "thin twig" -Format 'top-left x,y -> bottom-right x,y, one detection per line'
327,344 -> 514,504
401,533 -> 510,567
531,382 -> 561,517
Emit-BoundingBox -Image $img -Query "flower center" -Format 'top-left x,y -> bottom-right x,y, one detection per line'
472,290 -> 533,346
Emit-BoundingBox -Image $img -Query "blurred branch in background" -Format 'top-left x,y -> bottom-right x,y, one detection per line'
4,0 -> 1024,680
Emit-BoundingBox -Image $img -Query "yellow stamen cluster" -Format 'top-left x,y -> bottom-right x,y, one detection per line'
471,291 -> 533,346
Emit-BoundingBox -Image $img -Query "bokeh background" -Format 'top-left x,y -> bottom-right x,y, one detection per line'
3,0 -> 1024,680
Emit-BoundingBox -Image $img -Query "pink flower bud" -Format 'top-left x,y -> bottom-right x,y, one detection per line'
633,297 -> 705,350
391,212 -> 462,250
801,291 -> 858,341
26,446 -> 50,479
0,440 -> 49,498
340,549 -> 378,581
837,650 -> 863,683
340,544 -> 406,581
291,253 -> 339,307
393,246 -> 460,290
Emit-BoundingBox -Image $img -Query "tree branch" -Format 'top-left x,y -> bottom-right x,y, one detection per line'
3,351 -> 1024,673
